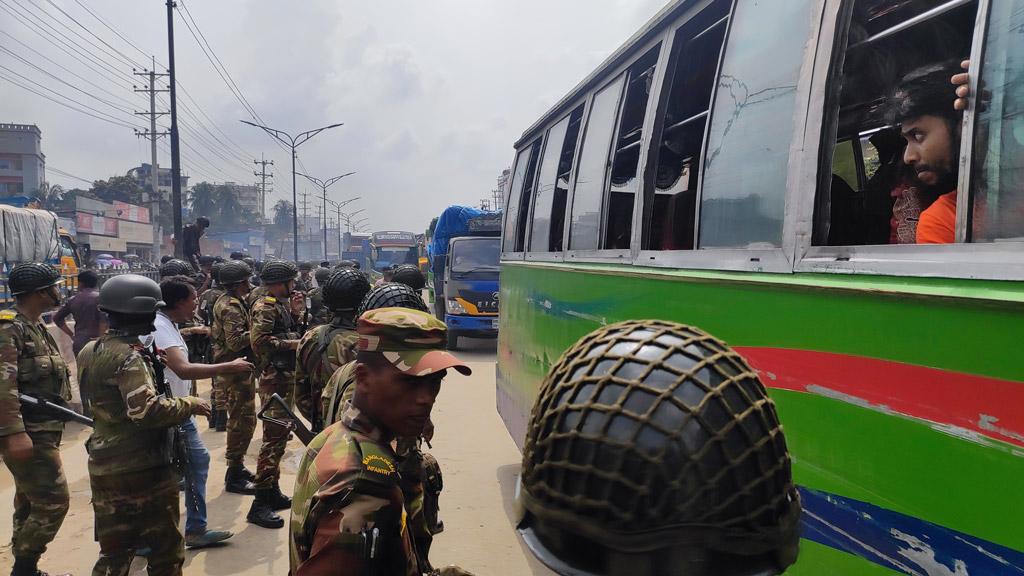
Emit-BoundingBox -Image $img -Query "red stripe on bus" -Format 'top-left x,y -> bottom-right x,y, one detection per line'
735,347 -> 1024,449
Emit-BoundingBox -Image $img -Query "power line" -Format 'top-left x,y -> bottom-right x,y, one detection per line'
71,0 -> 153,65
48,166 -> 94,186
0,72 -> 138,130
42,0 -> 147,70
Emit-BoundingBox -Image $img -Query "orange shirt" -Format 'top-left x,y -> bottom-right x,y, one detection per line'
916,191 -> 957,244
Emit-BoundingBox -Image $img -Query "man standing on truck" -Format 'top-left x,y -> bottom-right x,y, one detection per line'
181,216 -> 210,271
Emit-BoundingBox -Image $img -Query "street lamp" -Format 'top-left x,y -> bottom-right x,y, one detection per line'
327,199 -> 363,256
297,171 -> 356,260
240,119 -> 343,261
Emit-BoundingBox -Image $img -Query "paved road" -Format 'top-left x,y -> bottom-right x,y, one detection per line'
0,336 -> 554,575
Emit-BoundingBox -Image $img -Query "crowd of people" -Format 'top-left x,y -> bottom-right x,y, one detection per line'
0,247 -> 475,576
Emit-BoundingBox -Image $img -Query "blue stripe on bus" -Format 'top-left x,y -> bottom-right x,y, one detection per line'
799,487 -> 1024,575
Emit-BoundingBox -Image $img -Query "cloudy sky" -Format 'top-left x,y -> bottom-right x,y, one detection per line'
1,0 -> 668,232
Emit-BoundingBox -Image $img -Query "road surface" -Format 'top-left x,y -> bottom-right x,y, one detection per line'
0,335 -> 554,575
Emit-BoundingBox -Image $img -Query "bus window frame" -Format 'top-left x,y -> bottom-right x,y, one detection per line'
501,139 -> 541,262
794,0 -> 1024,281
524,104 -> 588,263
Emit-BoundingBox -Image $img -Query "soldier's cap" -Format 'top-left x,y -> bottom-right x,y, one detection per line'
357,307 -> 472,377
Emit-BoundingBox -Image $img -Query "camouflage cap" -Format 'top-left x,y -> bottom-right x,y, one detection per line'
357,307 -> 472,377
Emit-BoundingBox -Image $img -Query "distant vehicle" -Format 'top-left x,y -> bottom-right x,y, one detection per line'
369,231 -> 419,273
0,204 -> 82,302
428,206 -> 501,350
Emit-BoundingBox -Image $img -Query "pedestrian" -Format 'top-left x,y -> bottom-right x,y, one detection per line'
247,260 -> 305,529
0,264 -> 72,576
294,268 -> 370,432
53,269 -> 107,415
210,261 -> 258,495
288,308 -> 472,575
181,216 -> 210,272
143,275 -> 255,549
77,274 -> 210,575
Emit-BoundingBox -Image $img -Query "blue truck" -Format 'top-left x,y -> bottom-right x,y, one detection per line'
428,206 -> 501,350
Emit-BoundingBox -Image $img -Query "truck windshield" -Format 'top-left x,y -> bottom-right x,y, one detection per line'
451,238 -> 500,273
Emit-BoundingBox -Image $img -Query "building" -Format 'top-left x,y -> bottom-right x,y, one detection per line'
60,195 -> 154,262
0,123 -> 44,197
223,182 -> 261,216
129,163 -> 189,196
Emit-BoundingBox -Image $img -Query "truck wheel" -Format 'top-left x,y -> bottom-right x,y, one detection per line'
447,332 -> 459,351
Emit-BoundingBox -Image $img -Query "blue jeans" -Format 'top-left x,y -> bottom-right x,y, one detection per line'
179,418 -> 210,535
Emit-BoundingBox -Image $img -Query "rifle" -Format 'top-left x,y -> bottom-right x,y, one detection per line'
19,393 -> 93,426
257,393 -> 315,445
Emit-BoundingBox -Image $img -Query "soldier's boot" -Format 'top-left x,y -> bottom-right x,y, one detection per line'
11,556 -> 68,576
239,465 -> 256,483
246,490 -> 284,529
267,481 -> 292,511
225,465 -> 256,495
215,410 -> 228,432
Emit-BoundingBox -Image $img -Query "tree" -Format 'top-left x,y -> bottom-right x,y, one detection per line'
31,181 -> 64,210
214,184 -> 244,229
188,182 -> 217,221
272,200 -> 294,233
90,175 -> 144,204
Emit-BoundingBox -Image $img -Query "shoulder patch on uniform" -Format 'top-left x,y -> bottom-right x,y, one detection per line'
264,296 -> 277,303
0,310 -> 16,322
361,453 -> 396,476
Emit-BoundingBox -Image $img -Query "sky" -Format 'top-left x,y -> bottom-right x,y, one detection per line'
1,0 -> 669,232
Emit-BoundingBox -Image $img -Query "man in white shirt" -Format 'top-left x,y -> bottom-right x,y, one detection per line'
143,275 -> 255,549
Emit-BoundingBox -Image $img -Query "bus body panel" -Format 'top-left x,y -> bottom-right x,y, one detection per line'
496,261 -> 1024,573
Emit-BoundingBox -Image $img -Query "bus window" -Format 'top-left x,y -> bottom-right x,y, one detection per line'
503,140 -> 541,252
644,0 -> 730,251
698,0 -> 813,249
813,0 -> 978,247
569,75 -> 626,250
529,105 -> 584,252
603,46 -> 660,250
969,0 -> 1024,243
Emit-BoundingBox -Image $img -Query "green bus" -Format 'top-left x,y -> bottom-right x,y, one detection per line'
496,0 -> 1024,574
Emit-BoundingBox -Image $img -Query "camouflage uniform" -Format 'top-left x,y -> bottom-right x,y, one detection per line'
295,275 -> 314,294
198,286 -> 226,410
0,309 -> 71,567
289,308 -> 472,576
250,294 -> 301,490
78,333 -> 203,576
294,316 -> 358,431
306,286 -> 333,327
211,292 -> 255,468
245,284 -> 268,309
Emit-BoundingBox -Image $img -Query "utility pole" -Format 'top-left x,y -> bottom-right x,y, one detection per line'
133,56 -> 169,261
253,154 -> 274,220
166,0 -> 183,257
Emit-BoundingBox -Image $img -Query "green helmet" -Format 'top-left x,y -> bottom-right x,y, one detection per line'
298,261 -> 314,272
391,264 -> 425,291
159,258 -> 193,278
517,320 -> 801,576
210,261 -> 225,285
218,260 -> 253,286
356,282 -> 428,318
323,268 -> 371,312
98,274 -> 165,315
8,263 -> 63,295
314,267 -> 332,286
260,260 -> 298,284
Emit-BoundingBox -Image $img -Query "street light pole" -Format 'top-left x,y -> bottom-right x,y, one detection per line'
240,120 -> 343,261
297,171 -> 355,260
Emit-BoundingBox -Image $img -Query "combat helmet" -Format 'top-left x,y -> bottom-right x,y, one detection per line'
356,282 -> 428,317
218,260 -> 253,286
8,262 -> 63,295
517,320 -> 801,576
314,267 -> 332,287
159,258 -> 193,278
391,264 -> 426,291
322,268 -> 371,312
260,260 -> 299,284
98,274 -> 165,315
210,261 -> 225,285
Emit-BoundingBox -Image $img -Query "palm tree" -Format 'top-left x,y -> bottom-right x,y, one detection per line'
188,182 -> 217,220
32,181 -> 64,210
272,200 -> 293,232
214,184 -> 244,228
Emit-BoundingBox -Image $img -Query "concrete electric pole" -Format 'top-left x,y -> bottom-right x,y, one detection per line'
253,155 -> 274,220
133,57 -> 169,261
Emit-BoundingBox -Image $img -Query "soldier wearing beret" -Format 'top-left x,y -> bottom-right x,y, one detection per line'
289,308 -> 472,576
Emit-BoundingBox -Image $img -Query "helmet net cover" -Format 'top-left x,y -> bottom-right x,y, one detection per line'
159,259 -> 193,278
314,267 -> 332,285
323,268 -> 371,311
8,263 -> 62,295
520,320 -> 800,561
391,264 -> 426,291
218,261 -> 253,286
356,282 -> 428,317
260,260 -> 298,284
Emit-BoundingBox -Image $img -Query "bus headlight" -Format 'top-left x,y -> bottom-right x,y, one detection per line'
446,298 -> 467,314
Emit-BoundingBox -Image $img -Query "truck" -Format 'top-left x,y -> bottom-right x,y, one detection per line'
428,206 -> 501,350
369,231 -> 420,273
0,203 -> 82,303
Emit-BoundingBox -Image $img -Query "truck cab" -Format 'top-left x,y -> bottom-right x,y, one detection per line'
440,235 -> 500,350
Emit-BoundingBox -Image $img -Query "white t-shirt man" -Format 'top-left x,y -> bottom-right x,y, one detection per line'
141,311 -> 192,398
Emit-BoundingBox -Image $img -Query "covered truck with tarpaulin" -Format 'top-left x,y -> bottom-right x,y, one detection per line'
428,205 -> 501,349
0,204 -> 66,303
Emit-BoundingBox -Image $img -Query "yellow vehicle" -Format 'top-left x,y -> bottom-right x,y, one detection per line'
0,205 -> 81,303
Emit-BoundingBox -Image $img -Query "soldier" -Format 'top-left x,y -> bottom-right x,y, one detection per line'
78,274 -> 210,575
211,261 -> 259,495
515,320 -> 802,576
247,260 -> 305,529
199,262 -> 227,430
289,308 -> 472,576
294,268 -> 370,432
158,258 -> 193,279
391,264 -> 426,292
0,264 -> 72,576
295,261 -> 315,293
305,267 -> 333,327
